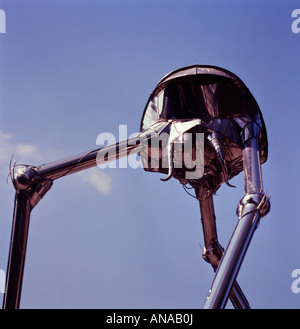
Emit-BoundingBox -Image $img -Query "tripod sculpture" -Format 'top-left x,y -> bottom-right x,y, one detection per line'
3,65 -> 270,309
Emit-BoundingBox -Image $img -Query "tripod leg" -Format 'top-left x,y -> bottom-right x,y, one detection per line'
2,190 -> 32,309
3,166 -> 53,309
202,123 -> 270,309
199,195 -> 250,309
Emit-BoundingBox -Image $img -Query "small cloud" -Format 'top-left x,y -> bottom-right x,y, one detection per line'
0,130 -> 112,195
0,130 -> 44,181
79,167 -> 112,195
0,130 -> 42,165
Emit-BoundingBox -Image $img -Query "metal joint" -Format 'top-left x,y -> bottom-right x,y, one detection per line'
13,166 -> 53,208
237,192 -> 270,219
241,121 -> 260,144
202,239 -> 224,269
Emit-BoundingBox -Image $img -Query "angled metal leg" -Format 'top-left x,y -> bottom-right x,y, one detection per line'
202,123 -> 270,309
3,190 -> 32,309
2,131 -> 153,309
199,195 -> 250,309
3,169 -> 53,309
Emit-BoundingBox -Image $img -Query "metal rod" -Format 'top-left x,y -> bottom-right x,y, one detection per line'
2,190 -> 32,309
203,209 -> 260,309
38,135 -> 144,180
199,196 -> 218,249
202,127 -> 264,309
199,196 -> 250,309
231,280 -> 251,309
242,124 -> 263,193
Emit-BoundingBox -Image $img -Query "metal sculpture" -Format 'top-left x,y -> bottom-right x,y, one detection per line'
2,65 -> 270,309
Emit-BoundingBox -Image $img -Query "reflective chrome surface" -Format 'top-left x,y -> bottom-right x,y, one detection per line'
3,65 -> 270,309
202,128 -> 270,309
37,135 -> 145,180
140,65 -> 270,308
199,196 -> 250,309
3,190 -> 32,309
140,65 -> 268,199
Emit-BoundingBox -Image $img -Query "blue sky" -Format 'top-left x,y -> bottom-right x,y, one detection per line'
0,0 -> 300,308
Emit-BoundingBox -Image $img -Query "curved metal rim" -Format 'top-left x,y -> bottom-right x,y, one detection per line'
139,64 -> 268,163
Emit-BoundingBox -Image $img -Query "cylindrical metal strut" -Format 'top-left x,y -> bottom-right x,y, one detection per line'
202,124 -> 270,309
2,191 -> 32,309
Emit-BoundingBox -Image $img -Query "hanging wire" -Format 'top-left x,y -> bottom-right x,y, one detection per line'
7,155 -> 35,189
182,182 -> 198,199
7,155 -> 20,189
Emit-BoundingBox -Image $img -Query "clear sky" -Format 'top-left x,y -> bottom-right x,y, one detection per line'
0,0 -> 300,309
